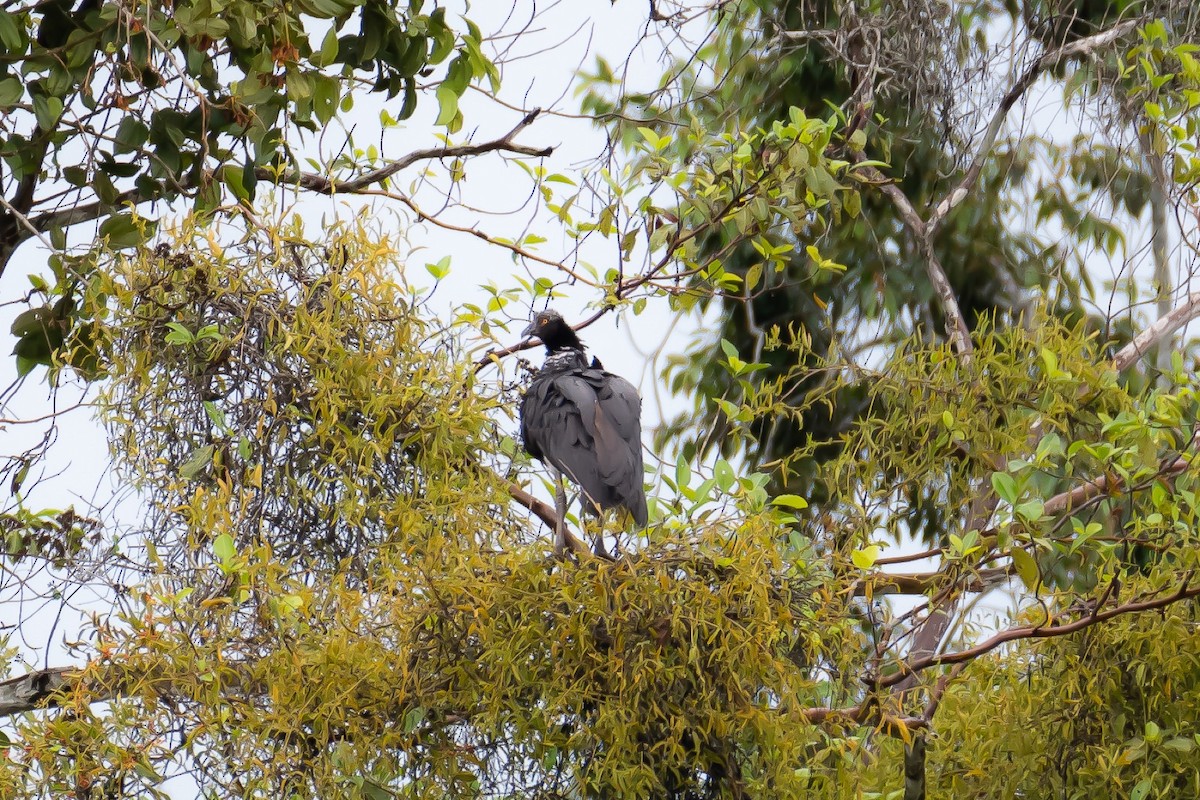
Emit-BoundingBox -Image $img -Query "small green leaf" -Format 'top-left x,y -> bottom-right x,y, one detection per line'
771,494 -> 809,510
180,444 -> 214,480
99,213 -> 154,249
402,705 -> 426,734
0,10 -> 25,52
212,532 -> 235,564
714,459 -> 735,492
991,472 -> 1018,505
851,545 -> 881,570
164,322 -> 194,345
318,26 -> 340,66
675,453 -> 691,489
1010,547 -> 1039,591
1040,347 -> 1058,375
434,83 -> 459,126
32,94 -> 63,130
0,77 -> 22,107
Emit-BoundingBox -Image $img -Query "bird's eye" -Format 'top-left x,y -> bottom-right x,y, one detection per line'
539,315 -> 548,324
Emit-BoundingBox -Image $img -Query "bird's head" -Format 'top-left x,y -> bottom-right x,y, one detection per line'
522,309 -> 584,352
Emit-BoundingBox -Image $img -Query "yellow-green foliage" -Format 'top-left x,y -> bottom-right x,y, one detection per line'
2,216 -> 854,800
929,599 -> 1200,799
8,217 -> 1200,800
95,215 -> 513,568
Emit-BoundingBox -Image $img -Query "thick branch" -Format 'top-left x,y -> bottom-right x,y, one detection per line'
854,566 -> 1009,597
1113,292 -> 1200,371
0,666 -> 79,717
506,481 -> 606,560
928,18 -> 1140,233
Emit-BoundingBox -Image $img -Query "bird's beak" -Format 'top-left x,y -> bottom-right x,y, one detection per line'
521,321 -> 538,339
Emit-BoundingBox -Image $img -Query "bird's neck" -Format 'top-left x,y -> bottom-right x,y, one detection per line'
543,347 -> 587,371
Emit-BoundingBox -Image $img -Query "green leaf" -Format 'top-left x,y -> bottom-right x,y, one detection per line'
180,444 -> 214,480
164,322 -> 194,345
851,545 -> 881,570
212,532 -> 235,564
114,117 -> 149,154
32,93 -> 63,130
402,705 -> 426,734
714,459 -> 735,492
317,26 -> 340,66
313,74 -> 339,125
203,401 -> 227,432
0,77 -> 22,107
771,494 -> 809,510
1129,778 -> 1152,800
434,83 -> 459,126
0,10 -> 24,52
991,472 -> 1018,505
1040,347 -> 1058,375
1010,547 -> 1040,591
425,255 -> 451,280
99,214 -> 154,249
675,454 -> 691,489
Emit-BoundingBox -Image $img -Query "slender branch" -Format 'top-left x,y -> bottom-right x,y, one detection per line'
876,574 -> 1200,688
850,154 -> 973,357
927,18 -> 1140,234
261,108 -> 552,195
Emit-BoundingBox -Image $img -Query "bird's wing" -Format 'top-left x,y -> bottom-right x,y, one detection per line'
591,372 -> 647,525
523,374 -> 607,503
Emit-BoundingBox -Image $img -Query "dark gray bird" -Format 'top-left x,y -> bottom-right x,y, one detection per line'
520,310 -> 647,555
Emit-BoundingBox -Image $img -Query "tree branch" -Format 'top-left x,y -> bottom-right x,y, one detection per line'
1113,292 -> 1200,371
854,566 -> 1010,597
506,481 -> 604,560
927,18 -> 1140,234
0,666 -> 79,717
850,154 -> 973,357
876,574 -> 1200,688
261,108 -> 552,195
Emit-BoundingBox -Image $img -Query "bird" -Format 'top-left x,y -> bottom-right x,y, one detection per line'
520,309 -> 647,556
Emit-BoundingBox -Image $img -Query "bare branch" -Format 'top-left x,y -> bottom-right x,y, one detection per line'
850,155 -> 973,357
1113,292 -> 1200,371
876,574 -> 1200,688
928,18 -> 1141,233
